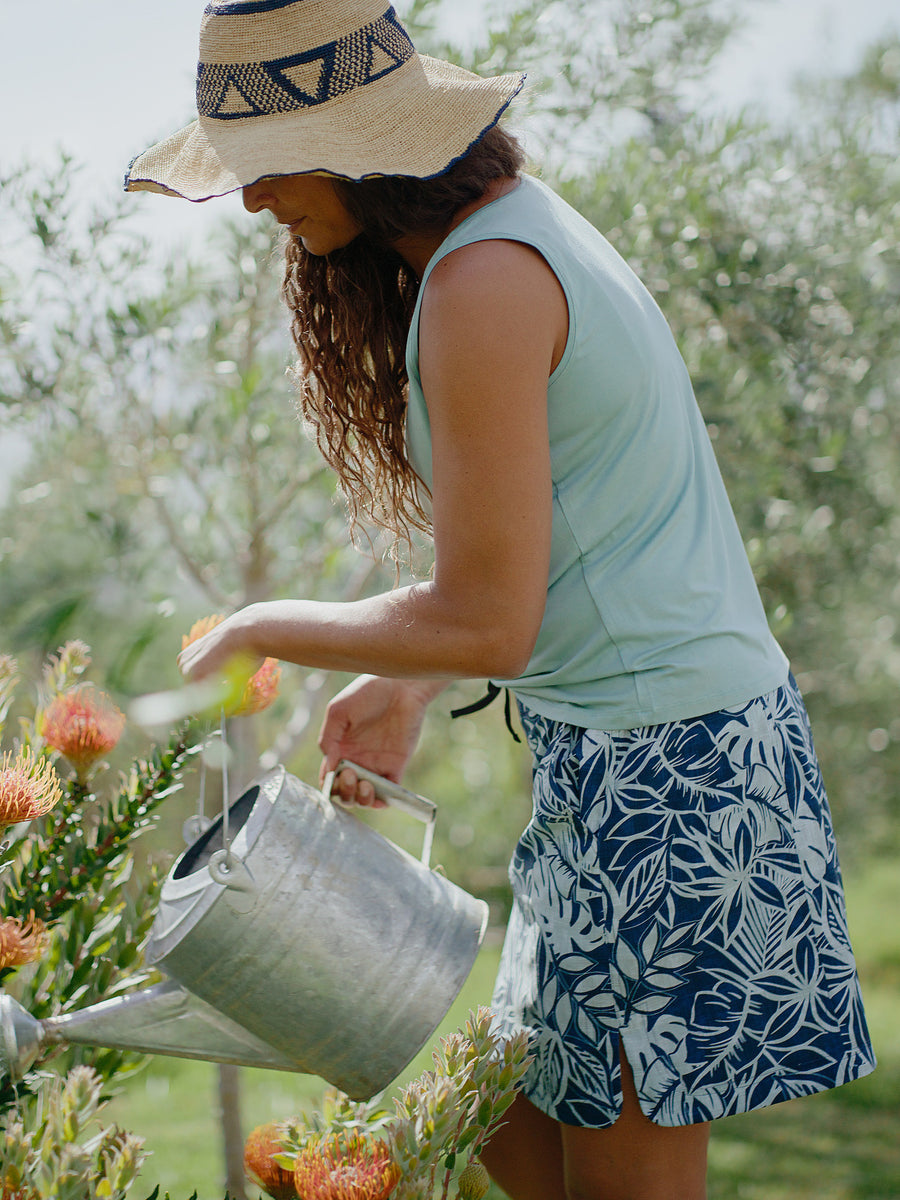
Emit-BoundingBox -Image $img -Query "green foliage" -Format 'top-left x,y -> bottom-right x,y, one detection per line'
0,643 -> 200,1115
406,0 -> 741,169
140,1193 -> 201,1200
0,1065 -> 146,1199
276,1089 -> 395,1157
1,10 -> 899,1193
4,735 -> 194,928
269,1007 -> 531,1200
389,1008 -> 531,1199
0,159 -> 384,697
140,1191 -> 200,1200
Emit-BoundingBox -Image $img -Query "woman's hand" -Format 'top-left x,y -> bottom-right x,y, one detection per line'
318,675 -> 447,806
177,609 -> 263,685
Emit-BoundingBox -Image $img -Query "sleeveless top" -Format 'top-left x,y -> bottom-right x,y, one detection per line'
405,174 -> 788,729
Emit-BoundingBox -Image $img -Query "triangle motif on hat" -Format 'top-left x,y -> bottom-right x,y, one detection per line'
276,57 -> 327,105
218,81 -> 260,117
366,11 -> 414,82
267,54 -> 329,106
368,40 -> 402,81
197,8 -> 415,119
198,63 -> 272,119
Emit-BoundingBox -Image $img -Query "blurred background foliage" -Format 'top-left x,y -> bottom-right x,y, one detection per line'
2,0 -> 899,900
1,0 -> 898,1194
1,0 -> 898,898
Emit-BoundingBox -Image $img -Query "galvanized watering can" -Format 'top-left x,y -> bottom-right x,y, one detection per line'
0,761 -> 489,1098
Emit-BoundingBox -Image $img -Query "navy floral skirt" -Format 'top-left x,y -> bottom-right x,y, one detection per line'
491,675 -> 876,1127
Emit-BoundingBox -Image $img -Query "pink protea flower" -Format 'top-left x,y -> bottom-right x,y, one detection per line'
183,615 -> 281,717
292,1132 -> 400,1200
0,913 -> 47,971
0,747 -> 63,829
41,688 -> 126,781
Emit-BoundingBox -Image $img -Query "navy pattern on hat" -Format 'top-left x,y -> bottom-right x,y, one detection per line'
197,7 -> 415,119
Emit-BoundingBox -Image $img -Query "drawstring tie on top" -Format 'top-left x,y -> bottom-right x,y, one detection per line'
450,682 -> 522,743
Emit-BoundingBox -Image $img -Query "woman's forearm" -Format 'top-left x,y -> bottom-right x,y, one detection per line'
240,586 -> 536,678
179,580 -> 538,686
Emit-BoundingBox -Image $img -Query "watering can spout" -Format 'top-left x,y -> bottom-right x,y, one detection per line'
0,982 -> 298,1080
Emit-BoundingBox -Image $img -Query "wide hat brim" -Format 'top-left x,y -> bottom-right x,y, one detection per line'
125,54 -> 526,202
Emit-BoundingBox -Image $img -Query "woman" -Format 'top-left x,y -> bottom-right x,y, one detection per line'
126,2 -> 875,1197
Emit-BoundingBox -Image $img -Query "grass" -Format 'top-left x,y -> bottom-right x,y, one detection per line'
107,863 -> 900,1200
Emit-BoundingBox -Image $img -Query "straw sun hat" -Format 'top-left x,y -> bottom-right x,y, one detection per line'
125,0 -> 526,202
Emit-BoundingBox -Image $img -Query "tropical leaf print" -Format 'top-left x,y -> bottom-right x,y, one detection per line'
491,677 -> 876,1128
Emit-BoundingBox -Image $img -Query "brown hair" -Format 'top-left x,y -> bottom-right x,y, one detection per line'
282,125 -> 526,561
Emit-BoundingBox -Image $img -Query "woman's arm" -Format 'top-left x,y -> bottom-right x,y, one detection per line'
178,239 -> 567,685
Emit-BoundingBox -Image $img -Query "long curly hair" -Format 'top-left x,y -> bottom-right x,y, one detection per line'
282,125 -> 526,561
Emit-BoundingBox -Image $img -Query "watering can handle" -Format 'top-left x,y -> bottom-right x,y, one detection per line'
322,759 -> 437,868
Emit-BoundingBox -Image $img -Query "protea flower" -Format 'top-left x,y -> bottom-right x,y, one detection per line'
0,913 -> 47,971
0,747 -> 63,830
40,688 -> 126,781
292,1131 -> 400,1200
183,615 -> 281,716
457,1158 -> 491,1200
243,1122 -> 298,1200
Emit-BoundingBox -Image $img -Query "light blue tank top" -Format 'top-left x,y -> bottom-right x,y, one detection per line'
405,175 -> 788,729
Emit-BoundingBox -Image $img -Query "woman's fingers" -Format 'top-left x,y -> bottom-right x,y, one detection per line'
327,764 -> 384,808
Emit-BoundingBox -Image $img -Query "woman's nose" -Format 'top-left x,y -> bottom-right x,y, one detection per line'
242,180 -> 276,213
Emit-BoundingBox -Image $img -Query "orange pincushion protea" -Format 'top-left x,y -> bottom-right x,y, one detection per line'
183,614 -> 227,647
234,655 -> 281,716
0,913 -> 47,971
41,688 -> 126,781
243,1122 -> 298,1200
293,1132 -> 400,1200
0,747 -> 63,829
183,615 -> 281,716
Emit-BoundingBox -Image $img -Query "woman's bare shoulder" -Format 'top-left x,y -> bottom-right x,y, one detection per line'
421,238 -> 568,371
426,236 -> 558,294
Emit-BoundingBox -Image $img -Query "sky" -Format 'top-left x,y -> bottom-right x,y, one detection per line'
2,0 -> 898,251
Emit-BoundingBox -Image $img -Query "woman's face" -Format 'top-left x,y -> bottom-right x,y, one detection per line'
242,174 -> 362,255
